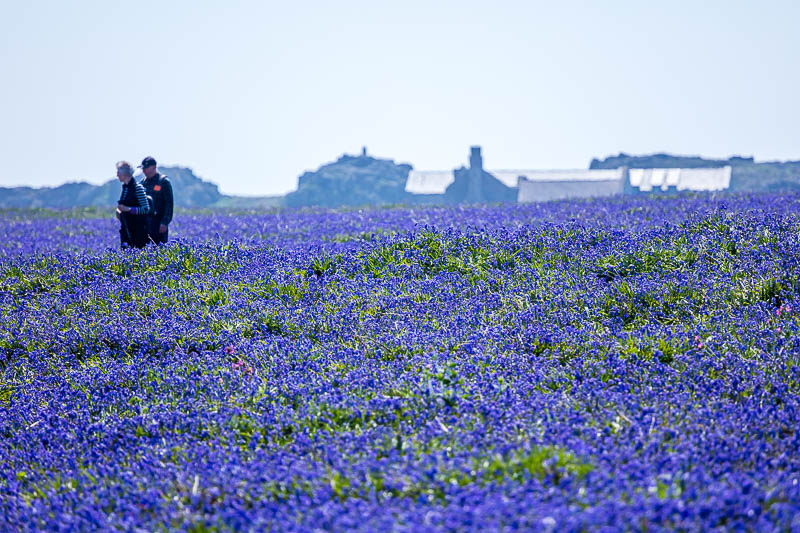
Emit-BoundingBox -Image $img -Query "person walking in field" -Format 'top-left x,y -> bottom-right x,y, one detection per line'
115,161 -> 150,248
138,156 -> 174,244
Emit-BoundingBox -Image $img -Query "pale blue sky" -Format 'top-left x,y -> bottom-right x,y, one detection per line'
1,0 -> 797,196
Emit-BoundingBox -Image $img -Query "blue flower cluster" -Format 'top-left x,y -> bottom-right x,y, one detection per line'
1,193 -> 799,531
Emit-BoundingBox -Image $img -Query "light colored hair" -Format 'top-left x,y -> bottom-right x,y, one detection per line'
116,160 -> 134,176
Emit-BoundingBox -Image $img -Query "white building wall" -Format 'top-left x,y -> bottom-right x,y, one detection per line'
518,177 -> 623,203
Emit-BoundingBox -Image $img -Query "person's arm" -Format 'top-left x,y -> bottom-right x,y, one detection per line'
160,178 -> 173,226
129,183 -> 150,215
116,186 -> 126,218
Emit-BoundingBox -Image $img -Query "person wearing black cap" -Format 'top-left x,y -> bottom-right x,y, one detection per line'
115,161 -> 150,248
139,156 -> 174,244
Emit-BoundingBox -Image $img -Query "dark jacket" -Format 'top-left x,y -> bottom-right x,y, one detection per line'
118,179 -> 150,213
141,173 -> 174,226
118,179 -> 149,248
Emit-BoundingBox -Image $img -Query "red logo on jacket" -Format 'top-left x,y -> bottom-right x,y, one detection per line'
154,185 -> 161,191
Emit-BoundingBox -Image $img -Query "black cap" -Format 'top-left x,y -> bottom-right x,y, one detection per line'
139,156 -> 157,169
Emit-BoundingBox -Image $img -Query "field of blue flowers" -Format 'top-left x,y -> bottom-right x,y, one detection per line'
1,193 -> 799,531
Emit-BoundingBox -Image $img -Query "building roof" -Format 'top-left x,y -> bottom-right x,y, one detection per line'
405,170 -> 454,194
494,168 -> 624,187
629,166 -> 731,192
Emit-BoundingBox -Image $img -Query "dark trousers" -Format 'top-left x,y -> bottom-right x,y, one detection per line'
120,214 -> 148,249
147,217 -> 169,245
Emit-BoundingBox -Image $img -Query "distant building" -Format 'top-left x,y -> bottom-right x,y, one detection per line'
626,167 -> 731,193
405,146 -> 516,203
516,169 -> 625,203
405,170 -> 455,194
407,147 -> 733,204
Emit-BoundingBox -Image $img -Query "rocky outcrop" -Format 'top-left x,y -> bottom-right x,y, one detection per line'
0,166 -> 230,208
160,166 -> 225,207
590,153 -> 754,170
284,150 -> 414,207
